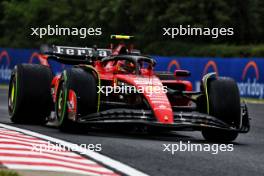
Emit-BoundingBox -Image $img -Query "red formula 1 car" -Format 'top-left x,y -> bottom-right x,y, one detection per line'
8,35 -> 250,142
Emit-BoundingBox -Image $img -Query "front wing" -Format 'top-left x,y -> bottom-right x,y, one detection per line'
77,105 -> 250,133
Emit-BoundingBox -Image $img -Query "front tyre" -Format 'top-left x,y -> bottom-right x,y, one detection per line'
201,77 -> 240,142
56,68 -> 97,132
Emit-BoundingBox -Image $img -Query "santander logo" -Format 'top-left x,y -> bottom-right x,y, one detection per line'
202,60 -> 219,77
237,61 -> 264,99
241,61 -> 259,80
0,50 -> 12,81
167,60 -> 181,72
29,52 -> 49,66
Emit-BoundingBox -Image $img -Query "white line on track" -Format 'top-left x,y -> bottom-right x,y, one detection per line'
0,150 -> 97,164
0,139 -> 49,146
0,123 -> 149,176
0,144 -> 81,157
0,134 -> 49,143
0,156 -> 110,172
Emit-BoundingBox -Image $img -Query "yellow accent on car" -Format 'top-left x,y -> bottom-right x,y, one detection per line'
202,72 -> 217,114
111,35 -> 134,40
11,83 -> 15,102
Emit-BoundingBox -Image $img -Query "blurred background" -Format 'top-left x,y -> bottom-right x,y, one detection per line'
0,0 -> 264,100
0,0 -> 264,57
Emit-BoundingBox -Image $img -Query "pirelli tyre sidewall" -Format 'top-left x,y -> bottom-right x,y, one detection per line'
201,76 -> 240,142
8,64 -> 53,124
56,67 -> 97,132
8,66 -> 18,117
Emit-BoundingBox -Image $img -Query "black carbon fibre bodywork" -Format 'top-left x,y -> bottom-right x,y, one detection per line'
77,104 -> 250,133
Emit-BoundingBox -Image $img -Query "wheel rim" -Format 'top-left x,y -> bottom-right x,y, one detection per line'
56,81 -> 68,125
11,83 -> 15,103
8,77 -> 17,114
57,90 -> 63,118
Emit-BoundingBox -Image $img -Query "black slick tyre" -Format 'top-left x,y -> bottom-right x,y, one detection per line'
8,64 -> 53,124
201,77 -> 240,142
56,67 -> 97,132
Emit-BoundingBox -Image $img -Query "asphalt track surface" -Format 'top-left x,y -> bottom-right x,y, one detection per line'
0,87 -> 264,176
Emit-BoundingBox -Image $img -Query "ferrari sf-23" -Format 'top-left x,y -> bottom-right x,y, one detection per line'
8,35 -> 250,142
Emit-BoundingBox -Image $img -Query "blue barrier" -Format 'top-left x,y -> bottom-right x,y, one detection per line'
153,56 -> 264,99
0,48 -> 65,85
1,48 -> 264,99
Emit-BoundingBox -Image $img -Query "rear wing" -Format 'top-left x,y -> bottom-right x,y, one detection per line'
40,45 -> 112,64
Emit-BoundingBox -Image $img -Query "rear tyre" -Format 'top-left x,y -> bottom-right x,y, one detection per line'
56,67 -> 97,132
8,64 -> 52,124
201,77 -> 240,142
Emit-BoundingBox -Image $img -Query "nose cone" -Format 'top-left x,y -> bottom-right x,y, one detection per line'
144,88 -> 174,124
115,75 -> 174,124
152,104 -> 174,124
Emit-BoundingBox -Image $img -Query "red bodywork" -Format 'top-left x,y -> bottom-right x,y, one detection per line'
46,43 -> 193,125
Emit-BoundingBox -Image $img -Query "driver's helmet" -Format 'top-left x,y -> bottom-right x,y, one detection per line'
118,60 -> 136,74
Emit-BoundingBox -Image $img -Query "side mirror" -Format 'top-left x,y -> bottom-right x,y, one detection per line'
174,70 -> 191,77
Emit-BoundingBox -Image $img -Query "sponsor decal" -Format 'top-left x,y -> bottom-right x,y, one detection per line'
54,46 -> 111,57
238,61 -> 264,99
167,59 -> 181,72
0,50 -> 12,82
203,60 -> 219,76
29,52 -> 49,66
194,60 -> 219,91
241,61 -> 259,80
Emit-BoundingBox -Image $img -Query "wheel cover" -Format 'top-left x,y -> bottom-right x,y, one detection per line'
56,82 -> 68,125
8,76 -> 17,114
57,90 -> 64,118
11,83 -> 15,103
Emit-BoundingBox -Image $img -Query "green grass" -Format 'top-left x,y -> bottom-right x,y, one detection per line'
0,85 -> 8,89
0,170 -> 20,176
241,98 -> 264,104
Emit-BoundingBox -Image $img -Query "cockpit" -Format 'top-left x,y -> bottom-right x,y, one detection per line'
102,55 -> 156,75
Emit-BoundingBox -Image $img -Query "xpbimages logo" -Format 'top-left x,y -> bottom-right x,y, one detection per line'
30,25 -> 102,38
163,141 -> 234,155
163,25 -> 234,39
97,83 -> 168,96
